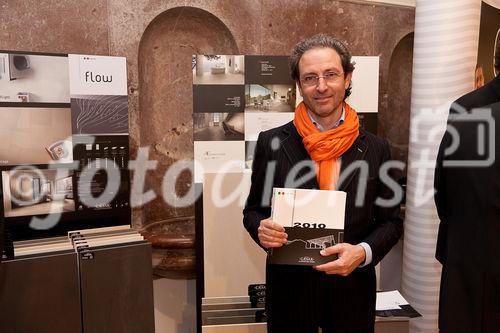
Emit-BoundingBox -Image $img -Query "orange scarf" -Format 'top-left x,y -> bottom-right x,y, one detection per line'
293,101 -> 359,190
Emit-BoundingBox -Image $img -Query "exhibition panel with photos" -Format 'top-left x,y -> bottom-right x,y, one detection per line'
0,50 -> 154,333
0,50 -> 137,256
193,54 -> 380,330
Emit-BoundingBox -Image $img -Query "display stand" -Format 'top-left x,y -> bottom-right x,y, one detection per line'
0,251 -> 81,333
0,241 -> 155,333
201,321 -> 410,333
201,296 -> 409,333
0,49 -> 150,333
79,241 -> 155,333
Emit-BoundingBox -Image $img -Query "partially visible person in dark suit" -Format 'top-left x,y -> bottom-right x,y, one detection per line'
0,220 -> 3,264
0,197 -> 4,264
243,34 -> 403,333
434,42 -> 500,332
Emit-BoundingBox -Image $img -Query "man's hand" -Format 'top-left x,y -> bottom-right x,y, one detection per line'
314,243 -> 366,276
258,218 -> 287,249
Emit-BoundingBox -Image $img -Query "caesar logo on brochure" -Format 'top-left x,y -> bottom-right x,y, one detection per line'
298,256 -> 315,264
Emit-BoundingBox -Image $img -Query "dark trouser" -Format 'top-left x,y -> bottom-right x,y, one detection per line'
266,264 -> 375,333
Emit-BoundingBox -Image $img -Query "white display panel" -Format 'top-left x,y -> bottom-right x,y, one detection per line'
193,141 -> 245,184
68,54 -> 127,96
203,172 -> 266,297
244,112 -> 294,141
346,56 -> 380,113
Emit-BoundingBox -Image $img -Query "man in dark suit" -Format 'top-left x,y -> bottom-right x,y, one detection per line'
0,203 -> 4,264
0,220 -> 3,264
434,45 -> 500,332
243,34 -> 403,333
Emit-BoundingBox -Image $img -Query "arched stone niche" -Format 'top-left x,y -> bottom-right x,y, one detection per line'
385,32 -> 414,164
138,6 -> 239,278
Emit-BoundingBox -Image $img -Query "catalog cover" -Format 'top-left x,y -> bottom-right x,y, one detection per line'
269,188 -> 346,266
268,226 -> 344,266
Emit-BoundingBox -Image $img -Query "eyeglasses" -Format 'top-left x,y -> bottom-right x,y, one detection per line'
300,71 -> 344,87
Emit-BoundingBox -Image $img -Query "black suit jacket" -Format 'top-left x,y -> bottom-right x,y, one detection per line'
243,121 -> 402,332
434,78 -> 500,332
0,219 -> 3,264
435,75 -> 500,264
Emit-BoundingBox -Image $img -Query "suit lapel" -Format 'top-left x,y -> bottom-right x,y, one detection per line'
281,123 -> 319,189
337,132 -> 368,191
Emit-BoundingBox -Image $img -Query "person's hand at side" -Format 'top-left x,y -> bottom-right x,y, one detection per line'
314,243 -> 366,276
258,218 -> 287,249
